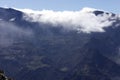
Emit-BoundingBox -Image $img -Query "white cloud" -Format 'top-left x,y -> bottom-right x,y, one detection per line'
15,7 -> 117,33
0,21 -> 33,47
9,18 -> 16,21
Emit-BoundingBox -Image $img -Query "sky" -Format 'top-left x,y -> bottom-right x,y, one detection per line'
0,0 -> 119,13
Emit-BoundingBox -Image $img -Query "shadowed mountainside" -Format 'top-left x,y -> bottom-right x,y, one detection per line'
0,7 -> 120,80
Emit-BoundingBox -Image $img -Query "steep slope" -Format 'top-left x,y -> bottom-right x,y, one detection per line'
0,7 -> 120,80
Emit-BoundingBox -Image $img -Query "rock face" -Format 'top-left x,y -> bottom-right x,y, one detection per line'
0,7 -> 120,80
0,69 -> 12,80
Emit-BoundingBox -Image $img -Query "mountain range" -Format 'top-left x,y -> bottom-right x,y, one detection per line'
0,7 -> 120,80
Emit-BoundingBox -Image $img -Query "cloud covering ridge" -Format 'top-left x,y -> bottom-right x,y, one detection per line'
16,7 -> 118,33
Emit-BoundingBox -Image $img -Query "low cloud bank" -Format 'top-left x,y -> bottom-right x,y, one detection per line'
17,7 -> 118,33
0,21 -> 33,47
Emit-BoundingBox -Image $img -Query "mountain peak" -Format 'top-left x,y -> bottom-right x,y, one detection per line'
80,7 -> 115,16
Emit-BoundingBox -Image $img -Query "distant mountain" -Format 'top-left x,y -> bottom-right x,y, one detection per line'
0,7 -> 120,80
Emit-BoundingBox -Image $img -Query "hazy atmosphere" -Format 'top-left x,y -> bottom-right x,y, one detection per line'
0,0 -> 120,80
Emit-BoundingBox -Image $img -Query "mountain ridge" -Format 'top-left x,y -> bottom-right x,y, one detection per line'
0,7 -> 120,80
